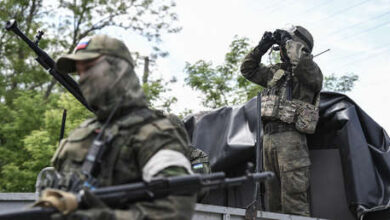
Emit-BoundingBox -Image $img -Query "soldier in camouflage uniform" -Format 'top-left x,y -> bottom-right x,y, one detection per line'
37,35 -> 195,220
165,113 -> 211,175
240,26 -> 323,216
166,113 -> 211,202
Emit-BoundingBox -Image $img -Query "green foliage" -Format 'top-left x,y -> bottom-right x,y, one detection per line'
142,78 -> 178,113
184,36 -> 262,109
0,92 -> 91,192
0,0 -> 179,192
0,91 -> 55,192
184,36 -> 359,109
323,73 -> 359,93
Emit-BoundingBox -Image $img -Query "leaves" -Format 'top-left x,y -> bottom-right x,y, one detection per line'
323,73 -> 359,93
184,36 -> 263,109
184,36 -> 359,109
0,0 -> 180,192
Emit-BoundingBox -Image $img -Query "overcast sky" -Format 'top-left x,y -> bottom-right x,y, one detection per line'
104,0 -> 390,132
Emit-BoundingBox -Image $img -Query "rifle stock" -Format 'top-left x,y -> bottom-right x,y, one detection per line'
0,171 -> 274,220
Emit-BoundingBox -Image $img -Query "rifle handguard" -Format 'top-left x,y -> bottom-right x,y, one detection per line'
33,189 -> 78,215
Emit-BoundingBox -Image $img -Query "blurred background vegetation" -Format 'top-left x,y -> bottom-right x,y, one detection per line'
0,0 -> 357,192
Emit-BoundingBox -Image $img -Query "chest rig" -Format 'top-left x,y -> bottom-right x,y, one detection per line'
261,66 -> 320,134
43,109 -> 157,193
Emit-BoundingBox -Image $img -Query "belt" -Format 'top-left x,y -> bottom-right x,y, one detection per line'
263,121 -> 296,135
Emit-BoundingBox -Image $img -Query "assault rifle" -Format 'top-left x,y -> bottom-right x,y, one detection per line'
5,19 -> 92,112
0,171 -> 274,220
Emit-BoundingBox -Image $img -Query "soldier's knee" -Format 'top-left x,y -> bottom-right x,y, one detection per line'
282,166 -> 310,193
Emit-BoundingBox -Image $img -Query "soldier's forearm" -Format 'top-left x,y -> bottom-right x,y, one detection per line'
240,48 -> 272,87
294,56 -> 323,91
240,47 -> 263,79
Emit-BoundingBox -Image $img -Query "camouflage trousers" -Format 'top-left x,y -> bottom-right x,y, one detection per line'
263,129 -> 311,216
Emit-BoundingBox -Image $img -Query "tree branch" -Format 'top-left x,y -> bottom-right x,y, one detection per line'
44,78 -> 57,99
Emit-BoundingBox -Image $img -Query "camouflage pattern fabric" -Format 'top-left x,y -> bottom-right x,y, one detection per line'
294,99 -> 319,134
263,130 -> 311,216
260,94 -> 279,120
47,35 -> 195,220
240,43 -> 323,105
56,34 -> 135,74
240,30 -> 323,217
189,145 -> 211,174
284,40 -> 306,67
166,113 -> 211,175
79,55 -> 147,121
277,99 -> 296,124
165,113 -> 211,202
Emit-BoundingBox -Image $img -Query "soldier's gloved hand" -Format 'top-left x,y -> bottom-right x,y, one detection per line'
51,189 -> 116,220
273,29 -> 292,46
256,31 -> 276,55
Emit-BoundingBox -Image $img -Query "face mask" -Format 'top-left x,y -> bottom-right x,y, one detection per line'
78,56 -> 117,111
78,55 -> 147,120
284,40 -> 306,67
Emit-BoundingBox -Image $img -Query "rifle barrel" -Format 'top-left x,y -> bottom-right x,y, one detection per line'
0,171 -> 274,220
0,207 -> 55,220
5,19 -> 92,112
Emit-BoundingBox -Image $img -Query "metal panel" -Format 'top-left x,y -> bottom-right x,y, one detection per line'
0,193 -> 35,213
310,149 -> 356,220
0,193 -> 326,219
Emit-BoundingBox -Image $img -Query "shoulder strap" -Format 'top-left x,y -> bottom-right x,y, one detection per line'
98,108 -> 159,186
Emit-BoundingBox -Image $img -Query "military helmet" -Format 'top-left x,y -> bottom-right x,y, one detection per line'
284,25 -> 314,52
295,26 -> 313,52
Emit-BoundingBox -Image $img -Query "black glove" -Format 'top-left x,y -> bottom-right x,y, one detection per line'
273,29 -> 292,46
256,31 -> 276,55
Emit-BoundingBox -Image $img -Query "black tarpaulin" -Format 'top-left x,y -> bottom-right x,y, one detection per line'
184,92 -> 390,220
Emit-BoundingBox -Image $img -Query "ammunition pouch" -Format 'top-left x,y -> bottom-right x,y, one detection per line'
260,93 -> 296,124
261,92 -> 319,134
264,121 -> 296,135
261,94 -> 280,120
294,99 -> 319,134
278,99 -> 296,124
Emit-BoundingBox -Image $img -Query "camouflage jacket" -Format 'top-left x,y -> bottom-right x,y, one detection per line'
51,107 -> 195,220
240,46 -> 323,105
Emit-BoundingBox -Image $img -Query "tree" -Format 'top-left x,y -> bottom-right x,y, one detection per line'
184,36 -> 262,109
0,0 -> 181,103
138,56 -> 178,113
184,36 -> 359,109
323,73 -> 359,93
0,0 -> 180,192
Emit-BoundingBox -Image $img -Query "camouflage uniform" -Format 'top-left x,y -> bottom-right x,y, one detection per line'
44,35 -> 195,220
165,113 -> 211,175
165,113 -> 211,202
240,26 -> 323,216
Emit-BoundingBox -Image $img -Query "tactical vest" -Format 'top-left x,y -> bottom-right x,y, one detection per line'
45,109 -> 162,192
261,68 -> 320,134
